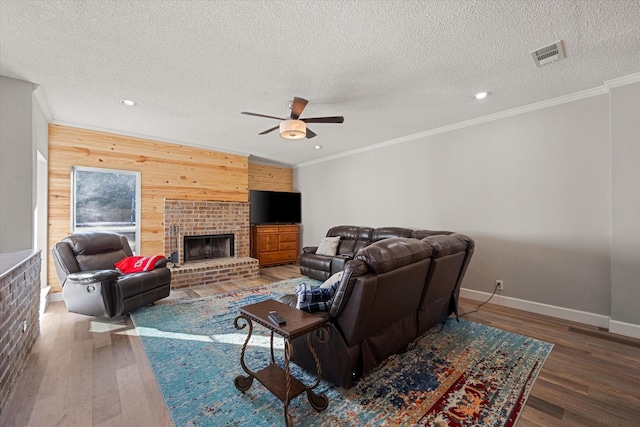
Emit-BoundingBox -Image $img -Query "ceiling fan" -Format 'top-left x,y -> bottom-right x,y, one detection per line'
241,97 -> 344,139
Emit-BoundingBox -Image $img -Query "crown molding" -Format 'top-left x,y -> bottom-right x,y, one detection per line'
296,73 -> 639,169
604,73 -> 640,89
32,84 -> 53,123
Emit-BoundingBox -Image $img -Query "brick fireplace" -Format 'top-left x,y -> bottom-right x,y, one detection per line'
183,233 -> 235,263
164,200 -> 259,288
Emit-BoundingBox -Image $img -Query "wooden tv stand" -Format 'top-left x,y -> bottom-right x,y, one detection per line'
251,224 -> 299,267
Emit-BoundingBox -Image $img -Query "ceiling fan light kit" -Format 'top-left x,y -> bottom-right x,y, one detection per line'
279,119 -> 306,139
241,96 -> 344,140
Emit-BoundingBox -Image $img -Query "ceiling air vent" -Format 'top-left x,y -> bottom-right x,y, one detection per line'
531,40 -> 565,67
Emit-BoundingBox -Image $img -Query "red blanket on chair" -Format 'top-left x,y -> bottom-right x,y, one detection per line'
115,255 -> 165,274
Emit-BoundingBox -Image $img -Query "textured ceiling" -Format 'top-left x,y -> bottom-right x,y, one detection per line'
1,0 -> 639,166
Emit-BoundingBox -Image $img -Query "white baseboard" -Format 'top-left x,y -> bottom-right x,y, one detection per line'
40,286 -> 51,315
49,291 -> 64,302
460,288 -> 611,330
608,320 -> 640,340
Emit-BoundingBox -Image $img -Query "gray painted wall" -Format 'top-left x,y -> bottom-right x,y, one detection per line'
610,82 -> 640,326
0,76 -> 34,250
33,87 -> 49,285
295,92 -> 616,319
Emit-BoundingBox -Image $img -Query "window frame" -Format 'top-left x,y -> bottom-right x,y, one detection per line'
71,166 -> 141,255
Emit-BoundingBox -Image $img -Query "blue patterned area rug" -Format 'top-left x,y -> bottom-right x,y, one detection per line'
130,277 -> 553,426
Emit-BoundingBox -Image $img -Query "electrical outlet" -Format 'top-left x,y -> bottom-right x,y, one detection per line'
496,280 -> 504,291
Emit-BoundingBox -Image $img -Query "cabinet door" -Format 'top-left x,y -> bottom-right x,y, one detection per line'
257,234 -> 279,252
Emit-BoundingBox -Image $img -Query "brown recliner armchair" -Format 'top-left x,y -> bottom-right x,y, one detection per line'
52,231 -> 171,317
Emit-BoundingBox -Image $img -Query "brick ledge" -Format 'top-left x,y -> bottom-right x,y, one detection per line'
169,257 -> 259,289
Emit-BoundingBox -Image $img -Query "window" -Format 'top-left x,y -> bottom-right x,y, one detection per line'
72,166 -> 141,254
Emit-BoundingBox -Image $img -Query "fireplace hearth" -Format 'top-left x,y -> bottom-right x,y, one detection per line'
184,234 -> 235,264
164,200 -> 258,288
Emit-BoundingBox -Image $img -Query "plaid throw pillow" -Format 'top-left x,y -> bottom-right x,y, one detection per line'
295,281 -> 340,313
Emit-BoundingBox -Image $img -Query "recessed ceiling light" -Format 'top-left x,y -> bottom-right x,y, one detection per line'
474,92 -> 490,100
314,145 -> 322,150
120,99 -> 137,107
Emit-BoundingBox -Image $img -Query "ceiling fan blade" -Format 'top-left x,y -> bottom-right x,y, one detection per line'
241,112 -> 285,120
305,128 -> 317,139
301,116 -> 344,124
290,97 -> 308,119
259,125 -> 280,135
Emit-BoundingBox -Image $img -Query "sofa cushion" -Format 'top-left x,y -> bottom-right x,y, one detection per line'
327,225 -> 373,255
327,225 -> 373,241
410,229 -> 453,239
316,236 -> 340,256
355,238 -> 433,274
116,268 -> 172,300
63,231 -> 134,272
64,231 -> 127,256
422,234 -> 469,257
76,250 -> 129,272
371,227 -> 413,242
299,252 -> 332,270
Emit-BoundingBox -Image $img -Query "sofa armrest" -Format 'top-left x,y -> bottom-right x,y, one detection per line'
63,270 -> 118,317
303,246 -> 318,254
51,242 -> 81,285
329,259 -> 369,319
66,269 -> 121,285
330,254 -> 353,275
115,267 -> 171,300
337,253 -> 355,260
154,257 -> 169,268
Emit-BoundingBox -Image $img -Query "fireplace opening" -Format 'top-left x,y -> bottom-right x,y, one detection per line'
183,234 -> 235,263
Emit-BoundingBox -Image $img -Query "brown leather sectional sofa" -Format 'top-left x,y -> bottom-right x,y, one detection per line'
284,226 -> 474,388
300,225 -> 453,281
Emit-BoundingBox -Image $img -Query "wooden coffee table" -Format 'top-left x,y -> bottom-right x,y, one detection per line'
233,299 -> 329,426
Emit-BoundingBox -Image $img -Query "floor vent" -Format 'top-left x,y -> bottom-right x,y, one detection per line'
531,40 -> 565,67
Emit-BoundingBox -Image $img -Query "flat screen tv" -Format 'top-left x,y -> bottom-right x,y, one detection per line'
250,190 -> 301,224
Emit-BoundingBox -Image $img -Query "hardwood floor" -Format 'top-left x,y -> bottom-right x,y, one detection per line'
2,265 -> 639,426
461,301 -> 640,426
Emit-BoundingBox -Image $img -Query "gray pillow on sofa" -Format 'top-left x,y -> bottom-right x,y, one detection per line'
316,236 -> 340,256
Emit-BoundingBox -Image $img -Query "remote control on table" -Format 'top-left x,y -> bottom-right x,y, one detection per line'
268,310 -> 286,325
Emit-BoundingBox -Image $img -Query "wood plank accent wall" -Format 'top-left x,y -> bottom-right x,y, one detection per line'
47,124 -> 250,291
248,163 -> 293,192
